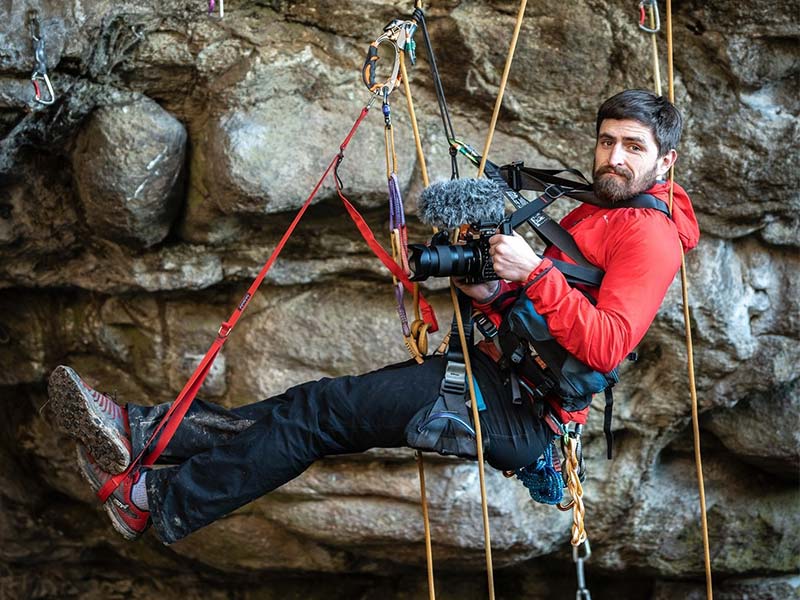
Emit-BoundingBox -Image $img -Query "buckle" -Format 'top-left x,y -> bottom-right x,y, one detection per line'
543,184 -> 566,201
440,361 -> 467,396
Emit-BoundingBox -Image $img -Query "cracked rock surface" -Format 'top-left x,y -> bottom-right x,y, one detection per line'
0,1 -> 797,598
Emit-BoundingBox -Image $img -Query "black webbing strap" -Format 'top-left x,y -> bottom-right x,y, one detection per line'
413,8 -> 460,180
503,162 -> 672,218
603,387 -> 614,459
481,160 -> 603,287
488,161 -> 672,289
446,289 -> 474,363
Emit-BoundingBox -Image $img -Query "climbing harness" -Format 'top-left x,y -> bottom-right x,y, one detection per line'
28,11 -> 55,106
208,0 -> 223,18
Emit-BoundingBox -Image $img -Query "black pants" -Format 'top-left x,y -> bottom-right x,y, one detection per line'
127,352 -> 548,544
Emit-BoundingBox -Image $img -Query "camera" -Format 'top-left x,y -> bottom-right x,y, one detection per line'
408,223 -> 500,283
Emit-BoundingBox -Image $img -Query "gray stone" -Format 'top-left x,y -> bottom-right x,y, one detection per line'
704,378 -> 800,478
652,575 -> 800,600
72,96 -> 187,248
1,0 -> 800,596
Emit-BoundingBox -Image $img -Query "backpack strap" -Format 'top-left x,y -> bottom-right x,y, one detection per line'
613,193 -> 671,218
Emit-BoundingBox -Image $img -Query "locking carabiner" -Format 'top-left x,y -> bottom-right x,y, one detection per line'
28,11 -> 55,106
361,19 -> 418,97
638,0 -> 661,33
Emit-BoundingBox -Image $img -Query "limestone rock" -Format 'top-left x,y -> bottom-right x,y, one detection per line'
652,576 -> 800,600
72,96 -> 187,248
0,0 -> 798,597
703,378 -> 800,478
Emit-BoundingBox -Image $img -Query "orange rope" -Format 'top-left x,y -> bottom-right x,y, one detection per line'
665,1 -> 713,596
477,0 -> 528,177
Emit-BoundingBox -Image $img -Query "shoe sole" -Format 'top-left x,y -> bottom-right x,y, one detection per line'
49,366 -> 130,475
75,446 -> 142,541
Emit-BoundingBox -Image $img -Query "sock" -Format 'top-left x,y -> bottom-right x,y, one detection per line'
131,472 -> 149,511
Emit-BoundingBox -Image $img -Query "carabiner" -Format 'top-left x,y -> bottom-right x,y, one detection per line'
31,72 -> 55,106
28,11 -> 55,106
208,0 -> 224,18
361,19 -> 418,97
638,0 -> 661,33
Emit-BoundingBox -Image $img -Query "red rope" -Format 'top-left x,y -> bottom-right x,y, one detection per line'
98,106 -> 372,502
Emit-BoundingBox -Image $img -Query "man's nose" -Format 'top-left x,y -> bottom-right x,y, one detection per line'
609,144 -> 626,165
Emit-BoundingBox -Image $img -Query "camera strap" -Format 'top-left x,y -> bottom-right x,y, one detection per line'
487,159 -> 671,287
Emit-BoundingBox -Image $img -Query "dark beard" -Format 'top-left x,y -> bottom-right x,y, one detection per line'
593,163 -> 659,203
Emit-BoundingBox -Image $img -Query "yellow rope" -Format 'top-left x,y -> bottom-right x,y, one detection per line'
450,282 -> 495,599
400,52 -> 430,188
415,451 -> 436,600
477,0 -> 528,178
400,44 -> 436,599
402,39 -> 495,598
556,437 -> 587,546
665,1 -> 713,596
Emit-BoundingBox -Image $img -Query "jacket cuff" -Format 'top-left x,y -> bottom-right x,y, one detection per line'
470,281 -> 503,306
523,258 -> 554,291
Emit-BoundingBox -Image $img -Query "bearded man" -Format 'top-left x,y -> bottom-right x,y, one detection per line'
48,89 -> 699,544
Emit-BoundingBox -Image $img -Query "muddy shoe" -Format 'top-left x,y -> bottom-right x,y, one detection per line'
48,365 -> 132,474
77,445 -> 150,541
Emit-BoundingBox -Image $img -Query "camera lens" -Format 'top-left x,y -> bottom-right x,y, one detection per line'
408,243 -> 480,281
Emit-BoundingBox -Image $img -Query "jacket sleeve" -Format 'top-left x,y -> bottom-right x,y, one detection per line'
473,280 -> 522,328
523,213 -> 682,373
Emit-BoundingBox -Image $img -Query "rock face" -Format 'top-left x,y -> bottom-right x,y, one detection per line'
0,1 -> 798,598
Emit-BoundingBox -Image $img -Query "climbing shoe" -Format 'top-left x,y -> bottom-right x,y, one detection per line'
76,445 -> 150,541
48,365 -> 132,474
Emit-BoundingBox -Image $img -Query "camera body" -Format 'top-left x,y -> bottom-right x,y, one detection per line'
408,223 -> 500,284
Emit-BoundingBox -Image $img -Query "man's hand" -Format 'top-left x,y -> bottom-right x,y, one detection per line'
489,231 -> 542,282
452,278 -> 501,303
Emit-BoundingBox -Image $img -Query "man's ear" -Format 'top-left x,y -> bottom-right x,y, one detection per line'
657,149 -> 678,177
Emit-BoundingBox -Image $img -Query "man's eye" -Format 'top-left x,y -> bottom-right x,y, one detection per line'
630,145 -> 642,152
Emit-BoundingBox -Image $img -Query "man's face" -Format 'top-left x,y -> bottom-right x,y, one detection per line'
592,118 -> 675,202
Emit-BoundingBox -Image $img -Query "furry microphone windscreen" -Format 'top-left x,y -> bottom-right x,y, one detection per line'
417,178 -> 506,229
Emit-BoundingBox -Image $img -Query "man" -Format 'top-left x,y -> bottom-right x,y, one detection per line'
48,90 -> 699,544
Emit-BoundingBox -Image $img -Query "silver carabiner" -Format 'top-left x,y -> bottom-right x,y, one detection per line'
29,11 -> 56,106
638,0 -> 661,33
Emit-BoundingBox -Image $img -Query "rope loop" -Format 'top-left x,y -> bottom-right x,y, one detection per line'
557,434 -> 587,547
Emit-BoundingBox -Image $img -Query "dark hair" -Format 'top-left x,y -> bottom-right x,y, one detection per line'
596,90 -> 683,156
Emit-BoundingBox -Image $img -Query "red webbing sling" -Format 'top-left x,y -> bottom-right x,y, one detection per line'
98,105 -> 438,502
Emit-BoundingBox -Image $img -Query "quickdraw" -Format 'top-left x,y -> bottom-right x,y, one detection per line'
638,0 -> 663,95
28,10 -> 55,106
208,0 -> 224,18
363,19 -> 429,363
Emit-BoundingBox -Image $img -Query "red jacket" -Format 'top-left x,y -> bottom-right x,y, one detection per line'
476,181 -> 700,418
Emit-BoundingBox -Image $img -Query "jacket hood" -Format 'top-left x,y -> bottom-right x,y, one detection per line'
648,180 -> 700,252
